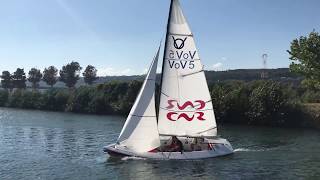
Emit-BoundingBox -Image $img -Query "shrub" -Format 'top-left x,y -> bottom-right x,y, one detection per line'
247,81 -> 291,126
0,90 -> 9,106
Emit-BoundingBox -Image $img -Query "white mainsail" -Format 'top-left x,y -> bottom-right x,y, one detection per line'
158,0 -> 217,137
117,47 -> 161,153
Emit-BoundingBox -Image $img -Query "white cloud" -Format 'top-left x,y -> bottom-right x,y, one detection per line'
97,67 -> 134,76
142,67 -> 162,75
121,68 -> 132,75
142,68 -> 148,74
97,67 -> 112,76
221,57 -> 228,62
212,62 -> 223,71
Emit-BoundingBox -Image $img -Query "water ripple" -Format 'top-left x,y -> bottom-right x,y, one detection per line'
0,108 -> 320,179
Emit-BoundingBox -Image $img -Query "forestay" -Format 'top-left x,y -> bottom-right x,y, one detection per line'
158,0 -> 217,137
117,47 -> 161,153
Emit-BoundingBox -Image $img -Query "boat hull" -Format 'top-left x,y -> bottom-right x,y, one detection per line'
104,138 -> 233,160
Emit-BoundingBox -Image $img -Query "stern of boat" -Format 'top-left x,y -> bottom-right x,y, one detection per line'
208,137 -> 234,154
103,144 -> 136,157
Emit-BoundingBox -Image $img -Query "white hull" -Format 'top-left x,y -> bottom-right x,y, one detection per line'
104,138 -> 234,160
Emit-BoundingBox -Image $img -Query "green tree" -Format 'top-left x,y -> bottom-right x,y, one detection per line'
288,30 -> 320,89
83,65 -> 98,85
211,83 -> 228,121
1,71 -> 13,90
59,61 -> 82,89
28,68 -> 43,90
54,90 -> 70,111
43,66 -> 58,88
12,68 -> 26,89
20,91 -> 42,109
66,86 -> 94,112
224,82 -> 250,123
247,81 -> 288,126
7,89 -> 23,107
118,80 -> 142,114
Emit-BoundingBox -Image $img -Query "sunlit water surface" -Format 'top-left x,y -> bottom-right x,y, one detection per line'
0,107 -> 319,179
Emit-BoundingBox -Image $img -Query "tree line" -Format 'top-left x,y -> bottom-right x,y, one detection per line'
0,79 -> 318,128
0,80 -> 141,114
0,61 -> 98,90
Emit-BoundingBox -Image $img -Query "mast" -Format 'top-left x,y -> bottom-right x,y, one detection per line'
158,0 -> 173,117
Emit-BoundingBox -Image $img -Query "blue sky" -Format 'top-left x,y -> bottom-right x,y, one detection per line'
0,0 -> 319,76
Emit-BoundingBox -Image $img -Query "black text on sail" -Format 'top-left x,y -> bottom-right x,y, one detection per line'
168,36 -> 196,69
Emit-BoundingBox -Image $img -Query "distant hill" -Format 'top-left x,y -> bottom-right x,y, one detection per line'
32,68 -> 302,89
204,68 -> 301,84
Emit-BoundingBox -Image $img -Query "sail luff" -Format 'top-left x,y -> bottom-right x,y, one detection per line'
158,0 -> 174,116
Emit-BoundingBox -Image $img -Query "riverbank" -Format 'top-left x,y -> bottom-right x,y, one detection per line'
0,80 -> 319,129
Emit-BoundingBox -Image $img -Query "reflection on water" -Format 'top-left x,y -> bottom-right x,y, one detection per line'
0,107 -> 320,179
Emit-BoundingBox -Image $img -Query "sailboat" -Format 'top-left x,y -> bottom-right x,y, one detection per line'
103,0 -> 233,160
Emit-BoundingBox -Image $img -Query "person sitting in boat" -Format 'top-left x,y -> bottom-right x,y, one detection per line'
190,138 -> 203,151
166,136 -> 183,153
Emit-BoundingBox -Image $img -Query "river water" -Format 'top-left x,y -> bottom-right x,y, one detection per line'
0,107 -> 319,180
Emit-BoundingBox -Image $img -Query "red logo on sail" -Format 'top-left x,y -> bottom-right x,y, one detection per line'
166,100 -> 206,121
